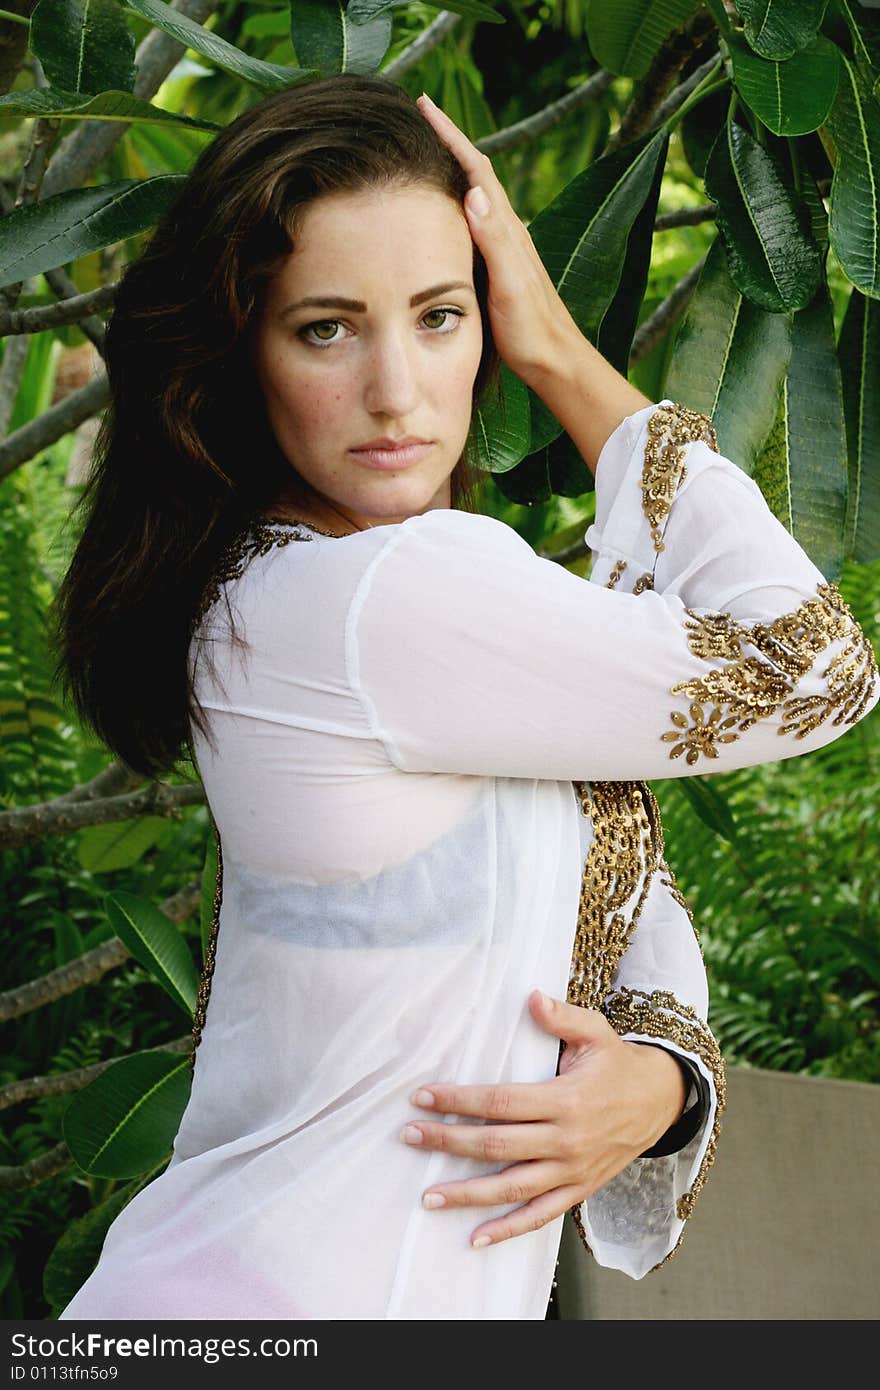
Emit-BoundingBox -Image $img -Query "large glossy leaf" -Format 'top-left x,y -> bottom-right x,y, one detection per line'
0,87 -> 220,132
735,0 -> 830,59
838,287 -> 880,562
77,815 -> 171,872
63,1051 -> 191,1177
586,0 -> 697,78
0,175 -> 184,287
836,0 -> 880,94
105,890 -> 199,1016
31,0 -> 136,94
289,0 -> 391,75
471,363 -> 532,474
680,84 -> 728,181
347,0 -> 504,25
822,50 -> 880,298
119,0 -> 319,91
596,130 -> 669,373
674,777 -> 737,843
752,278 -> 848,578
704,117 -> 824,311
664,234 -> 792,476
524,128 -> 670,456
727,27 -> 840,134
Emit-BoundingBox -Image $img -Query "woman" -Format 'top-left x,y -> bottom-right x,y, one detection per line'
52,73 -> 878,1321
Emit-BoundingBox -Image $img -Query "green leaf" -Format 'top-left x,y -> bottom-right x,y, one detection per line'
838,287 -> 880,562
752,278 -> 848,578
823,50 -> 880,298
596,130 -> 669,373
0,175 -> 184,288
43,1179 -> 142,1310
31,0 -> 136,94
289,0 -> 392,75
118,0 -> 319,91
105,890 -> 199,1016
0,86 -> 220,131
492,449 -> 552,506
736,0 -> 831,59
346,0 -> 504,26
523,128 -> 669,460
586,0 -> 697,78
704,116 -> 824,311
836,0 -> 880,93
727,28 -> 840,135
664,234 -> 792,475
63,1051 -> 191,1177
77,815 -> 170,872
471,363 -> 532,474
674,776 -> 738,843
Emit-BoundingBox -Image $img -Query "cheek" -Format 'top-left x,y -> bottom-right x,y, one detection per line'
261,355 -> 351,433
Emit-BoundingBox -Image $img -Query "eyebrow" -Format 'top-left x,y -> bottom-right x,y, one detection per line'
279,280 -> 476,317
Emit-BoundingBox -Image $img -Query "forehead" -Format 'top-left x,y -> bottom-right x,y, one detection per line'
271,185 -> 473,292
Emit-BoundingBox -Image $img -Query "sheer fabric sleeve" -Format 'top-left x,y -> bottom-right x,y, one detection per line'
349,399 -> 879,782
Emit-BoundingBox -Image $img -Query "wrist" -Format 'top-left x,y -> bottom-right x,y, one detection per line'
628,1040 -> 688,1142
522,327 -> 654,476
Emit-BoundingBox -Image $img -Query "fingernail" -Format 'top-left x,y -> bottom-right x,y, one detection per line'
419,92 -> 436,107
411,1089 -> 435,1107
540,991 -> 553,1008
401,1124 -> 423,1144
468,186 -> 490,218
423,1192 -> 446,1209
472,1235 -> 492,1248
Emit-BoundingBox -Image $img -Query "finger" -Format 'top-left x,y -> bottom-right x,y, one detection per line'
421,1158 -> 562,1212
401,1119 -> 561,1164
468,1184 -> 585,1249
408,1078 -> 568,1123
416,94 -> 502,192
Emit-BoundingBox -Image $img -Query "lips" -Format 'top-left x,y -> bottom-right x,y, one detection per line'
349,440 -> 434,470
353,436 -> 429,450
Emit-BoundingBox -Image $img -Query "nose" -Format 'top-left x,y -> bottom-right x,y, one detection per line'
362,328 -> 421,419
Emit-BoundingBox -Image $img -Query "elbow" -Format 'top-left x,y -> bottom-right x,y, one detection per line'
662,582 -> 879,769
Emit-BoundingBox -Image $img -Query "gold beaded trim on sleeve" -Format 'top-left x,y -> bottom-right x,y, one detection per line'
641,403 -> 718,555
662,581 -> 879,766
565,779 -> 724,1267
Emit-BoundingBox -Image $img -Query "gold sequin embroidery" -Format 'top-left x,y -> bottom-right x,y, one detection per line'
191,519 -> 318,634
191,817 -> 223,1076
641,403 -> 718,554
606,559 -> 628,589
662,581 -> 879,765
565,780 -> 722,1265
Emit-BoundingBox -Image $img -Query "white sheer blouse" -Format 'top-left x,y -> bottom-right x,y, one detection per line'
58,398 -> 879,1321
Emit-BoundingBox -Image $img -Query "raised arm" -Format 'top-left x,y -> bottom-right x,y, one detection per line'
350,397 -> 878,782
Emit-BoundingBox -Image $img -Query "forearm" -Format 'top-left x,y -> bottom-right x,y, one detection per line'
525,326 -> 654,476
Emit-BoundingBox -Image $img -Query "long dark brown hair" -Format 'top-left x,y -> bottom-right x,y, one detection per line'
50,73 -> 501,782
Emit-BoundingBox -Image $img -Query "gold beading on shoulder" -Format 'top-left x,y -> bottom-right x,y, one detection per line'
191,520 -> 314,633
641,403 -> 718,554
662,581 -> 879,765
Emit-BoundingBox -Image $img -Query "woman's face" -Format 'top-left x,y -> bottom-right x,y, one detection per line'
250,182 -> 484,529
